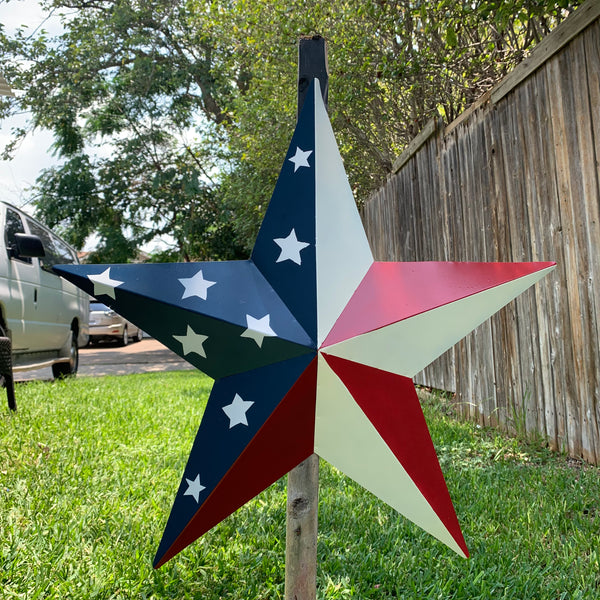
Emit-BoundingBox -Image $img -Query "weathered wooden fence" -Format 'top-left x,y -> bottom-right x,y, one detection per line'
361,0 -> 600,463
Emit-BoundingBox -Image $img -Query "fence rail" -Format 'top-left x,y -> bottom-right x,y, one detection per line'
361,2 -> 600,463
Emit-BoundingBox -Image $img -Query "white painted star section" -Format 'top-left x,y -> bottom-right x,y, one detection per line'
240,314 -> 276,348
178,269 -> 216,300
312,79 -> 374,346
288,146 -> 313,172
222,393 -> 254,428
183,474 -> 206,503
274,229 -> 310,265
323,266 -> 555,378
173,325 -> 209,358
88,268 -> 125,299
314,355 -> 466,557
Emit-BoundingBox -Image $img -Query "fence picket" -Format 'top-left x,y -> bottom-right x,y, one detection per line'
360,7 -> 600,462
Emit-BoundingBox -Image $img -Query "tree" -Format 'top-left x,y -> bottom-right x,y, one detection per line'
221,0 -> 581,218
1,0 -> 248,261
0,0 -> 581,260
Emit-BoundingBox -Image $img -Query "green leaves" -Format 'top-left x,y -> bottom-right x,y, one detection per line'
446,26 -> 458,48
0,0 -> 581,260
33,155 -> 98,249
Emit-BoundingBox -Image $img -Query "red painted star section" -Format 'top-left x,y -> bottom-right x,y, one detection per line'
323,261 -> 556,347
322,353 -> 469,557
155,357 -> 318,567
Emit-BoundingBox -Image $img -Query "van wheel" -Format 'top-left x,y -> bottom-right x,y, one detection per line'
0,330 -> 16,411
121,327 -> 129,347
52,332 -> 79,379
136,329 -> 143,342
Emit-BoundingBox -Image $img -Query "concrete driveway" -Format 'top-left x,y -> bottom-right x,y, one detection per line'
15,338 -> 194,381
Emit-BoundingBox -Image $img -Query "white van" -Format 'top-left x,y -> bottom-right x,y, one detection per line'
0,201 -> 89,405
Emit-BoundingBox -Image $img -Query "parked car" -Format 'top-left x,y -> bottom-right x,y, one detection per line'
0,201 -> 89,407
88,301 -> 143,346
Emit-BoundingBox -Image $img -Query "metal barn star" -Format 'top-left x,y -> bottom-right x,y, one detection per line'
55,80 -> 554,567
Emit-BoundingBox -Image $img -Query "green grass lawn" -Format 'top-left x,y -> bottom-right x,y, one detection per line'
1,371 -> 598,599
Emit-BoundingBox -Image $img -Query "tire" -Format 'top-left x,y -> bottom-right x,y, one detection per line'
0,330 -> 16,411
121,326 -> 129,347
52,332 -> 79,379
135,329 -> 143,342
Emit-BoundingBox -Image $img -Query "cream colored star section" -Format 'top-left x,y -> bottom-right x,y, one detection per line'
173,325 -> 209,358
88,267 -> 124,299
322,266 -> 554,377
240,314 -> 276,348
313,80 -> 373,346
313,354 -> 466,557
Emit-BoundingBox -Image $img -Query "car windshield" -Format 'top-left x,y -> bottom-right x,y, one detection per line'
90,302 -> 109,311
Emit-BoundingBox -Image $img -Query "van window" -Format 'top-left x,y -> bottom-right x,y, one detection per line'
26,219 -> 61,272
4,208 -> 32,264
26,219 -> 78,271
52,236 -> 78,265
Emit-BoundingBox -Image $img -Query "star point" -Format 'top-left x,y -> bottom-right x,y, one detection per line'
274,229 -> 310,265
222,393 -> 254,428
178,269 -> 216,300
240,314 -> 276,347
288,146 -> 312,172
88,268 -> 124,299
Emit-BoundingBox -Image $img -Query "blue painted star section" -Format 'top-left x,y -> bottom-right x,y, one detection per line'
154,353 -> 315,564
56,261 -> 311,345
252,85 -> 317,343
55,262 -> 314,379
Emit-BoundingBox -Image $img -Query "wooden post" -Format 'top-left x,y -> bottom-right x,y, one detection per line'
297,36 -> 328,117
284,454 -> 320,600
284,35 -> 328,600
